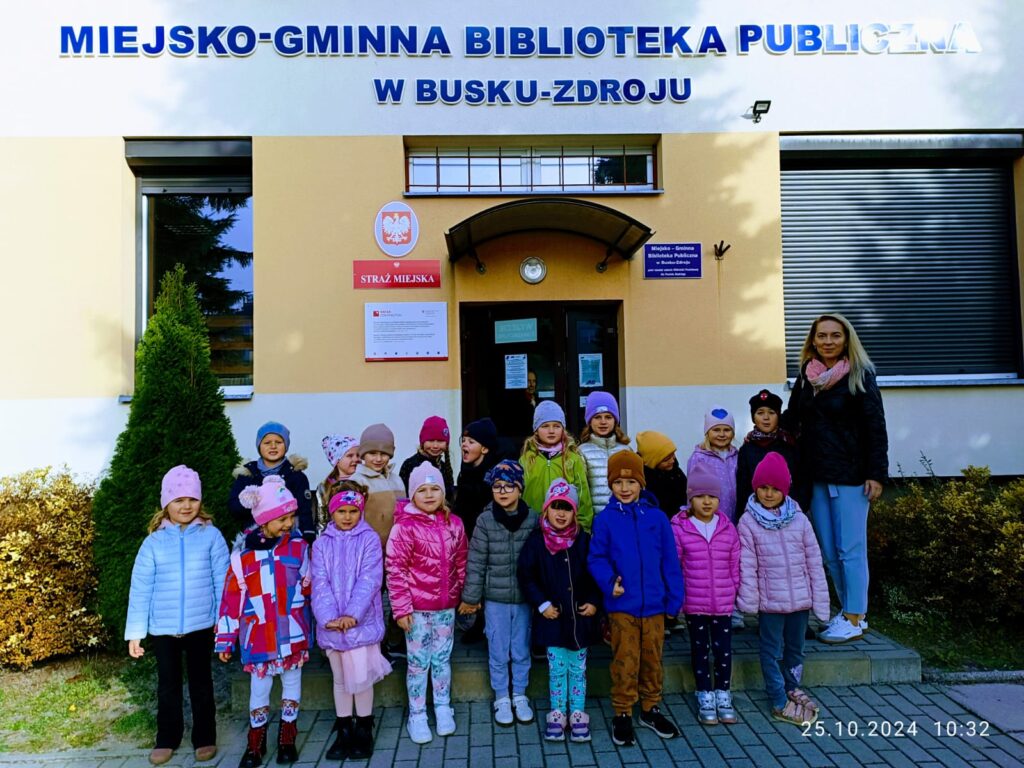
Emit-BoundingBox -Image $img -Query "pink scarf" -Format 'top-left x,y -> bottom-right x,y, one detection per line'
541,517 -> 578,555
806,358 -> 851,394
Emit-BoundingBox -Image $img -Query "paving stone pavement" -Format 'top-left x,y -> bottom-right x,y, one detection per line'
3,683 -> 1023,768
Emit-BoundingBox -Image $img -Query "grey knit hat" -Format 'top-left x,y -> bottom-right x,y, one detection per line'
532,401 -> 566,432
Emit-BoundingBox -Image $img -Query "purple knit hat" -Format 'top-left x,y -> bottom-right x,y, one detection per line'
752,452 -> 792,497
161,465 -> 202,509
238,475 -> 298,526
409,460 -> 446,497
686,463 -> 721,502
584,391 -> 620,424
533,401 -> 566,432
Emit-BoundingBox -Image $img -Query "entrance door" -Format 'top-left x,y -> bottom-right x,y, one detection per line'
460,302 -> 620,447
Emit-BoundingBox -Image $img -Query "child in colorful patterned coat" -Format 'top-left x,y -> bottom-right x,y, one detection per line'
216,476 -> 312,768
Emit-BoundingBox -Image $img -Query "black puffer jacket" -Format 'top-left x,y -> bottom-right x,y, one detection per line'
453,453 -> 500,541
228,457 -> 315,541
783,363 -> 889,486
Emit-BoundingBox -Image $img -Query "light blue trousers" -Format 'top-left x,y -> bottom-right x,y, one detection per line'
484,601 -> 532,698
810,482 -> 870,615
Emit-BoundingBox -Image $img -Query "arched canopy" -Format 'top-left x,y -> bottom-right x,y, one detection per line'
445,197 -> 654,265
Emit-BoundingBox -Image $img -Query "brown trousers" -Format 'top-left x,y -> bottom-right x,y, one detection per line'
608,612 -> 665,715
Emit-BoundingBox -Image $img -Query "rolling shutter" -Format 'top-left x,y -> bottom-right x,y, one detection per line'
781,163 -> 1020,377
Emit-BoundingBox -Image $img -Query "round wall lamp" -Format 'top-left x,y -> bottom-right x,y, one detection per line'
520,256 -> 547,284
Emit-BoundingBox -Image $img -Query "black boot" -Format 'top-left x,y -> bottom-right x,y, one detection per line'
350,714 -> 375,759
276,719 -> 299,764
239,724 -> 267,768
325,716 -> 352,761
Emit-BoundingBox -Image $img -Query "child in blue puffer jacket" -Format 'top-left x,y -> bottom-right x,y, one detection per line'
589,450 -> 684,749
125,465 -> 230,766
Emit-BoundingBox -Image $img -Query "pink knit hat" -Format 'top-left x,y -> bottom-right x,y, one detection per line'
752,452 -> 792,497
409,460 -> 446,497
543,478 -> 579,513
419,416 -> 450,445
161,465 -> 202,509
328,489 -> 366,516
238,475 -> 298,526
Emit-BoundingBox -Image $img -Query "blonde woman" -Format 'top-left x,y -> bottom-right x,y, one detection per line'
783,313 -> 888,644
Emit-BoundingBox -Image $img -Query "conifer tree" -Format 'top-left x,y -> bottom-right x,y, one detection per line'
92,264 -> 241,639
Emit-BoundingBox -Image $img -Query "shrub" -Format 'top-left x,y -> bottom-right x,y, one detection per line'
92,265 -> 240,642
0,469 -> 104,668
869,466 -> 1024,626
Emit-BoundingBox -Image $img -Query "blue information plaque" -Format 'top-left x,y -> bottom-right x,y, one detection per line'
643,242 -> 702,279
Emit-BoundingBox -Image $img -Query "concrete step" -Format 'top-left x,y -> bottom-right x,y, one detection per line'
230,621 -> 920,711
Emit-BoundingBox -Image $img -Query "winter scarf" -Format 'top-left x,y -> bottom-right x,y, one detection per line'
745,428 -> 797,449
493,499 -> 530,533
540,516 -> 578,555
745,495 -> 799,531
806,358 -> 851,394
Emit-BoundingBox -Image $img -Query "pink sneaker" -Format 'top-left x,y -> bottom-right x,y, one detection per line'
544,710 -> 566,741
569,711 -> 591,742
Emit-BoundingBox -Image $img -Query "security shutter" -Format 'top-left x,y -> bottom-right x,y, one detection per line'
781,162 -> 1020,377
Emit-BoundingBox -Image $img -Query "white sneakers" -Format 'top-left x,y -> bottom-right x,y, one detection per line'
696,691 -> 718,725
715,690 -> 738,724
513,695 -> 535,724
818,615 -> 865,644
493,697 -> 514,726
435,706 -> 457,736
407,714 -> 432,744
495,696 -> 534,726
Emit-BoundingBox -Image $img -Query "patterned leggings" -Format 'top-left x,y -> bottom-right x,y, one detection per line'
405,609 -> 455,716
684,614 -> 733,692
547,647 -> 587,714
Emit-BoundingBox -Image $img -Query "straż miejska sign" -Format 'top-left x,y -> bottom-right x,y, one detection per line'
353,260 -> 441,289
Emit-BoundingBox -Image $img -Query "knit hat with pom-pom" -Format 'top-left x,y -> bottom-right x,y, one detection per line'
239,475 -> 298,526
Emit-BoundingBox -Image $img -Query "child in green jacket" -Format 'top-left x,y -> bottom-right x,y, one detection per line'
520,402 -> 593,531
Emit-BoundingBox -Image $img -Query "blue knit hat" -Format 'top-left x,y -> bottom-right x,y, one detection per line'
256,421 -> 290,452
485,460 -> 525,490
533,401 -> 566,432
584,391 -> 620,424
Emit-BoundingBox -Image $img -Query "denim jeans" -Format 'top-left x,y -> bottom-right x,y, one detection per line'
484,601 -> 532,698
758,611 -> 808,710
810,482 -> 870,615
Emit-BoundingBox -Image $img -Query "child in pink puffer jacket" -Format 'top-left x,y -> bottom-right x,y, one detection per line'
385,462 -> 468,746
671,463 -> 740,727
737,452 -> 829,728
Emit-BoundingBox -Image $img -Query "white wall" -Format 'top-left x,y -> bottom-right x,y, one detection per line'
4,1 -> 1020,136
3,384 -> 1021,481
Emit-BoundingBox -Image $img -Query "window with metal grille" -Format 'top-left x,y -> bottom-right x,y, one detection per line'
781,158 -> 1021,379
406,143 -> 656,194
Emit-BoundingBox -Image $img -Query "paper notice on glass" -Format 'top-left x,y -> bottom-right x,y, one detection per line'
578,353 -> 604,388
505,354 -> 528,389
364,302 -> 448,361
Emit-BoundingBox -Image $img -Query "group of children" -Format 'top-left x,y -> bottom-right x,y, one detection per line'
126,387 -> 834,766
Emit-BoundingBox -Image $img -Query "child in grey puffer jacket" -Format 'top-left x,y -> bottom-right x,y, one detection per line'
459,460 -> 539,726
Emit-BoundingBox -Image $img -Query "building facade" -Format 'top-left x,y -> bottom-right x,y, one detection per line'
3,2 -> 1023,481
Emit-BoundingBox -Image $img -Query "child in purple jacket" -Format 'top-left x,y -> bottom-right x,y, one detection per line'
312,481 -> 392,761
671,464 -> 740,727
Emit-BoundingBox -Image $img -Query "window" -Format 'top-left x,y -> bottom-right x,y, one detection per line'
128,141 -> 254,389
781,138 -> 1022,379
406,142 -> 657,194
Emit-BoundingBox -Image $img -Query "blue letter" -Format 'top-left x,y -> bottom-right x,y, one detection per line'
795,25 -> 823,54
114,27 -> 137,55
465,27 -> 490,56
738,25 -> 762,54
374,78 -> 405,103
697,26 -> 726,54
61,26 -> 92,55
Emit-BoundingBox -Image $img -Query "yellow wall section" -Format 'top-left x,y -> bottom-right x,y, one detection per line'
254,133 -> 785,394
0,138 -> 133,399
